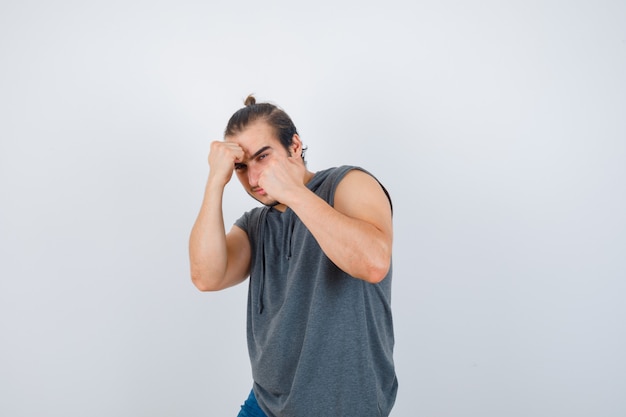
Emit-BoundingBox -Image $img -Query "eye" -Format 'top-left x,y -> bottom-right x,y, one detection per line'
234,163 -> 247,171
257,153 -> 268,161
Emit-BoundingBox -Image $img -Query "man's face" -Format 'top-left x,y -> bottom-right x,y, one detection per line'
226,120 -> 291,207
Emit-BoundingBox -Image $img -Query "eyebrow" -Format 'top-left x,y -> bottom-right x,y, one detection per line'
235,145 -> 272,168
252,146 -> 272,159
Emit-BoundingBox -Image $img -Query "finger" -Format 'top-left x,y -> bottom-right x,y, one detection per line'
221,143 -> 243,159
233,147 -> 244,162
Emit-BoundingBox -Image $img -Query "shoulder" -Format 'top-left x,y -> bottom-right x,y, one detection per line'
234,206 -> 269,235
334,168 -> 393,221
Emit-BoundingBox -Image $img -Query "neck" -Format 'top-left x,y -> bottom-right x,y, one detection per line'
303,169 -> 315,185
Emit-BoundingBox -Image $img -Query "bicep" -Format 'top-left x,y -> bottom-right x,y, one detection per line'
223,225 -> 252,289
334,170 -> 393,241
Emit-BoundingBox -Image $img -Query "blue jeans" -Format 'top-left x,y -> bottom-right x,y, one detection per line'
237,389 -> 268,417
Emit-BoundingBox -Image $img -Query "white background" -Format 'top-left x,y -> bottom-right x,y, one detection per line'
1,1 -> 625,416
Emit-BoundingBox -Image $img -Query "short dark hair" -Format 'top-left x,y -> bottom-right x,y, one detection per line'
224,95 -> 306,161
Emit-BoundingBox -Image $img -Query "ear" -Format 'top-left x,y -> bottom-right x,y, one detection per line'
290,134 -> 303,158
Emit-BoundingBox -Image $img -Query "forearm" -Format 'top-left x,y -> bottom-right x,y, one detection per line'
189,178 -> 229,290
288,188 -> 392,283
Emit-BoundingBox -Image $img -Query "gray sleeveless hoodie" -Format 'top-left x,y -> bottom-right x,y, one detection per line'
234,165 -> 397,417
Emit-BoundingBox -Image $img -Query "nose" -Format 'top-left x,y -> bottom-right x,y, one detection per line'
247,165 -> 260,188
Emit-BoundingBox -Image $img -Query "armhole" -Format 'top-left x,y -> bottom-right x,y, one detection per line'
329,166 -> 393,213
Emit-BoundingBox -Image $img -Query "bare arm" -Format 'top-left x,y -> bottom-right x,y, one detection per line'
290,170 -> 393,283
262,165 -> 393,283
189,142 -> 251,291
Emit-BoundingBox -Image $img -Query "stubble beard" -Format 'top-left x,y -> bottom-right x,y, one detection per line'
247,190 -> 280,208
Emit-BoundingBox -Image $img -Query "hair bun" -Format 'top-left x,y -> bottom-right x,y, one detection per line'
244,94 -> 256,107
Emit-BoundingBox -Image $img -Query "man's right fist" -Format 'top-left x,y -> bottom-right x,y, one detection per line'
207,141 -> 245,186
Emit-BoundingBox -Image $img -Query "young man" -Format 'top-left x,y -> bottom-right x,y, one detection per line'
189,96 -> 397,417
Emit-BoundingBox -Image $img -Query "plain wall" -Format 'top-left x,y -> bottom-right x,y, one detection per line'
1,1 -> 625,416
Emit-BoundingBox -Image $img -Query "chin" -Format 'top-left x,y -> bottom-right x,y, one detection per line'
247,191 -> 279,207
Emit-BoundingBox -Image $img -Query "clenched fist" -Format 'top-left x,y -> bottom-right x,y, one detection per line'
257,155 -> 307,206
207,141 -> 244,187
